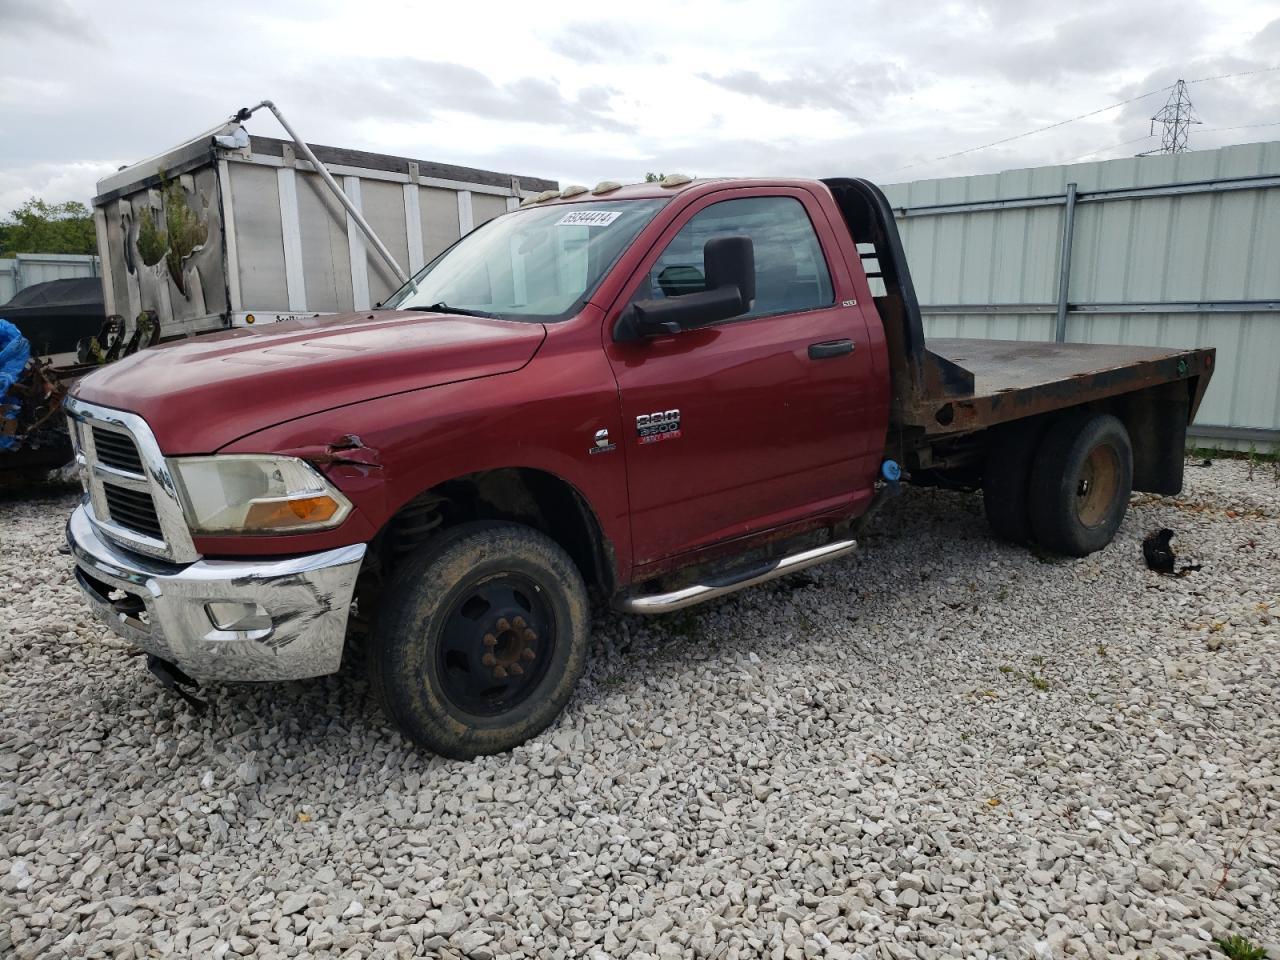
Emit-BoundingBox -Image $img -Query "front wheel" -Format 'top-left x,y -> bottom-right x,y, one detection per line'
370,521 -> 589,758
1028,412 -> 1133,557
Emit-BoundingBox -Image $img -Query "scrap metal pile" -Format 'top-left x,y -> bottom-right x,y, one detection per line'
0,312 -> 160,475
0,319 -> 70,470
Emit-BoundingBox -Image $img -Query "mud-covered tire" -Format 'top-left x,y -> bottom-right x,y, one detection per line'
1028,412 -> 1133,557
369,521 -> 589,759
982,418 -> 1049,543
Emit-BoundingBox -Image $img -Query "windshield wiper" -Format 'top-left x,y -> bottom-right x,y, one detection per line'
407,302 -> 497,319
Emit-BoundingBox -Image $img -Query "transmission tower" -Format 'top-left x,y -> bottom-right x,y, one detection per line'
1143,80 -> 1201,154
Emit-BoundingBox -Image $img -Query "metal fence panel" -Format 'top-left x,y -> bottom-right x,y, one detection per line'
882,140 -> 1280,448
0,253 -> 101,304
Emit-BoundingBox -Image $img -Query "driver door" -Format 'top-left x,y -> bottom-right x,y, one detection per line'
604,187 -> 879,568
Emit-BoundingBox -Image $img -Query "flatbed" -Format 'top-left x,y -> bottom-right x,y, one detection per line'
918,337 -> 1214,435
820,178 -> 1212,496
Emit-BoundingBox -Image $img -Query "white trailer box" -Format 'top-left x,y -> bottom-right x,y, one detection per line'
92,118 -> 557,336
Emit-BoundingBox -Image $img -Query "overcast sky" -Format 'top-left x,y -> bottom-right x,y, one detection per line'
1,0 -> 1277,216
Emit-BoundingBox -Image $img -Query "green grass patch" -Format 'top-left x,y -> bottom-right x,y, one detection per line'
1215,934 -> 1267,960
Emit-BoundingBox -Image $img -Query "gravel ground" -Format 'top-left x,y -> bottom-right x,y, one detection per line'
2,460 -> 1278,960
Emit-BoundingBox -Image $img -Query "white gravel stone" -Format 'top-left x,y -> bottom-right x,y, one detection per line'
1,461 -> 1278,958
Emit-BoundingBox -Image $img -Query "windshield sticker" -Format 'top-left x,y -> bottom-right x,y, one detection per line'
557,210 -> 623,227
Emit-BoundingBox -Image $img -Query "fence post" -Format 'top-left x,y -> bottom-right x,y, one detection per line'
1054,182 -> 1078,342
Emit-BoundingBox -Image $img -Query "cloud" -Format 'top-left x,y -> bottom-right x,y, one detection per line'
1250,17 -> 1280,54
3,0 -> 1280,219
847,0 -> 1212,91
0,0 -> 96,43
548,22 -> 641,64
698,63 -> 910,120
984,2 -> 1206,83
306,59 -> 634,134
0,160 -> 119,216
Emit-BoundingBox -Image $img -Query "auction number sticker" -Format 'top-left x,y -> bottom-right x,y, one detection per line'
557,210 -> 622,227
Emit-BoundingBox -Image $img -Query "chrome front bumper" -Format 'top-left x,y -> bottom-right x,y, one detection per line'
67,504 -> 366,682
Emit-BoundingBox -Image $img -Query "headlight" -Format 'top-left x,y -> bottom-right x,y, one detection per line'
168,455 -> 352,535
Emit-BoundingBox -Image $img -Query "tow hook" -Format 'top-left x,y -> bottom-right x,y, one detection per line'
147,655 -> 208,715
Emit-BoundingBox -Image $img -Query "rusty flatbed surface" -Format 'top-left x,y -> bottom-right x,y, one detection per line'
914,338 -> 1215,435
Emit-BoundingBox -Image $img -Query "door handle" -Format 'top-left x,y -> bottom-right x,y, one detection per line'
808,339 -> 855,360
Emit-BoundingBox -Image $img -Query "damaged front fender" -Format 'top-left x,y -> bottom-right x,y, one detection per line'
282,433 -> 383,471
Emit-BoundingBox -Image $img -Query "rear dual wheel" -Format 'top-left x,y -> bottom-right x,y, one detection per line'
984,411 -> 1133,557
982,418 -> 1050,543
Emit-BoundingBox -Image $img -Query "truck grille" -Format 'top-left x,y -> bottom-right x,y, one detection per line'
91,427 -> 145,474
65,397 -> 199,563
102,482 -> 164,539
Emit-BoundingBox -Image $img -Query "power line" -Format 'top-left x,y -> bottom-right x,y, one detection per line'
1062,134 -> 1155,163
885,84 -> 1172,176
933,85 -> 1173,162
1187,64 -> 1280,84
1064,118 -> 1279,165
1063,119 -> 1279,164
883,65 -> 1279,179
1197,120 -> 1280,133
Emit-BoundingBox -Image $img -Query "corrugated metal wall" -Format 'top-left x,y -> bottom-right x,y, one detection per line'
0,254 -> 101,304
882,141 -> 1280,449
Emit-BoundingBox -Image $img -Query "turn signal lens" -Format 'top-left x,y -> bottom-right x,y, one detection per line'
243,495 -> 341,529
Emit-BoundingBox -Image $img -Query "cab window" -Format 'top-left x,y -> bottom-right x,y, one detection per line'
637,196 -> 834,319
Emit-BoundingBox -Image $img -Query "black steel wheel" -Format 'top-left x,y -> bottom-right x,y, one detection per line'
1028,411 -> 1133,557
370,521 -> 589,758
436,574 -> 556,716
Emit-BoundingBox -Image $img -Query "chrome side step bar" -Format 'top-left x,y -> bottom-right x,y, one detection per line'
615,538 -> 858,614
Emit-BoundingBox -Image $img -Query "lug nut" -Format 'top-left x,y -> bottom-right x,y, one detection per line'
521,648 -> 535,661
496,618 -> 510,632
512,616 -> 526,629
523,629 -> 537,642
494,665 -> 508,679
482,633 -> 497,648
482,653 -> 497,667
509,663 -> 523,675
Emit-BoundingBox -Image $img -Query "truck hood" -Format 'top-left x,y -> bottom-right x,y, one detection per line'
72,310 -> 547,453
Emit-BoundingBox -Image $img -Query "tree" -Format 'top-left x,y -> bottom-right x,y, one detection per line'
135,179 -> 208,296
0,199 -> 97,257
644,172 -> 666,182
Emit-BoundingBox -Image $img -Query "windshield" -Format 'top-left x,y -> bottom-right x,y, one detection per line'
382,198 -> 668,321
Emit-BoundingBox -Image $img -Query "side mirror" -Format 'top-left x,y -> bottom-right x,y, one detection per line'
704,235 -> 756,304
616,235 -> 755,341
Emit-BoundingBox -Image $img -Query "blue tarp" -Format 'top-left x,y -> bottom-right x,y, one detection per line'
0,318 -> 32,451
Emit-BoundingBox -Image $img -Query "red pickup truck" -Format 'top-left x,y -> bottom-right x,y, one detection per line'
65,176 -> 1214,757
